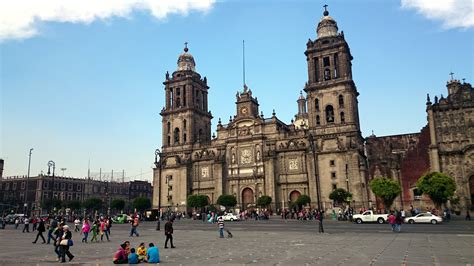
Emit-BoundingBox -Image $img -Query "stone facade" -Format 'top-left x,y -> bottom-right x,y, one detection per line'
153,9 -> 370,212
427,80 -> 474,209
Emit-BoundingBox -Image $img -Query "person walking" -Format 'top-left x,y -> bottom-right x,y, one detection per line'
58,225 -> 74,263
14,217 -> 20,229
395,212 -> 403,232
100,218 -> 110,241
53,224 -> 64,260
164,218 -> 175,248
81,219 -> 90,243
217,216 -> 225,238
466,210 -> 471,221
317,210 -> 324,233
32,217 -> 38,231
388,212 -> 396,232
130,216 -> 140,237
22,217 -> 30,233
74,218 -> 81,232
47,217 -> 58,244
32,219 -> 46,244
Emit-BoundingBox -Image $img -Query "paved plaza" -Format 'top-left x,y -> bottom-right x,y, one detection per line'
0,218 -> 473,265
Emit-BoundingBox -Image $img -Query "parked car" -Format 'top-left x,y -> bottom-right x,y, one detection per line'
112,214 -> 132,224
404,212 -> 442,224
219,213 -> 239,221
353,210 -> 388,224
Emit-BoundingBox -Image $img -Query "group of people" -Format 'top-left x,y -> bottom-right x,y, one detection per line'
388,212 -> 404,232
113,241 -> 160,264
80,217 -> 112,243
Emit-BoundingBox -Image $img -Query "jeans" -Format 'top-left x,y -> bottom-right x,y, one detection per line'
130,226 -> 139,237
395,224 -> 401,232
82,232 -> 89,242
47,230 -> 54,244
391,224 -> 396,231
219,228 -> 224,238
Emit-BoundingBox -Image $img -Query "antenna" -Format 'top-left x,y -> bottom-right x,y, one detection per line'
243,40 -> 246,87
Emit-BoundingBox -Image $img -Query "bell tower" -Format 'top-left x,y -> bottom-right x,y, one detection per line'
160,43 -> 212,149
304,6 -> 361,132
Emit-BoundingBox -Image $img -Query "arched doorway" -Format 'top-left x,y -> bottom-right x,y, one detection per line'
242,188 -> 254,209
289,190 -> 301,202
470,175 -> 474,208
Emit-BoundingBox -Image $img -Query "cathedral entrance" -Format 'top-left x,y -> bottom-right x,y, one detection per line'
470,175 -> 474,208
242,188 -> 255,209
289,190 -> 301,202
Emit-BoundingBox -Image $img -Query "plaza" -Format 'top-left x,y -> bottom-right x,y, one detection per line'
0,218 -> 472,265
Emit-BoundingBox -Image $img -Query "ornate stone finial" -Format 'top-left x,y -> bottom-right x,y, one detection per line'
203,76 -> 207,84
184,41 -> 189,53
243,84 -> 248,93
218,117 -> 222,124
272,109 -> 276,116
229,116 -> 233,122
260,111 -> 264,118
434,96 -> 438,103
165,71 -> 169,80
212,132 -> 216,139
462,78 -> 466,83
426,93 -> 431,105
323,4 -> 329,16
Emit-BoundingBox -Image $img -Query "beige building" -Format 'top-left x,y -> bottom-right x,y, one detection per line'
427,79 -> 474,209
153,8 -> 370,212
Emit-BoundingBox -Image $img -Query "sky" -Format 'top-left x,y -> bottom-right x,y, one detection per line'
1,0 -> 473,181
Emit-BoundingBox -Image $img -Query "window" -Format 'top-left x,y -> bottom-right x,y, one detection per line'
331,172 -> 336,178
340,112 -> 345,123
167,136 -> 171,146
183,86 -> 187,106
167,122 -> 171,134
43,181 -> 49,189
170,88 -> 174,109
330,160 -> 335,166
333,53 -> 339,78
43,192 -> 49,200
54,183 -> 59,190
338,95 -> 344,107
76,194 -> 81,200
12,183 -> 17,190
198,129 -> 203,141
326,105 -> 335,123
332,184 -> 337,190
314,58 -> 320,82
77,184 -> 81,191
20,192 -> 24,201
316,115 -> 321,125
174,128 -> 180,144
5,183 -> 9,190
183,133 -> 187,143
323,57 -> 330,67
183,119 -> 187,130
324,69 -> 331,80
68,183 -> 73,191
315,98 -> 320,111
60,183 -> 65,190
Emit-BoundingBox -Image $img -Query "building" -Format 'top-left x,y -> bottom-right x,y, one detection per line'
426,80 -> 474,209
0,173 -> 153,214
153,8 -> 370,212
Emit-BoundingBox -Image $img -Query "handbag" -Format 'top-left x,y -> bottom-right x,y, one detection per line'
60,239 -> 68,246
68,239 -> 74,246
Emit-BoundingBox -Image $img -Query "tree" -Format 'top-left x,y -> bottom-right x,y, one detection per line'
63,200 -> 82,211
369,177 -> 401,210
216,194 -> 237,209
41,198 -> 63,211
132,197 -> 151,212
110,199 -> 126,212
257,195 -> 272,208
295,195 -> 311,209
417,172 -> 456,208
329,188 -> 352,205
187,195 -> 209,210
82,197 -> 103,212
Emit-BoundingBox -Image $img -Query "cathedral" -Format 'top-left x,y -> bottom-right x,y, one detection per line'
152,8 -> 372,212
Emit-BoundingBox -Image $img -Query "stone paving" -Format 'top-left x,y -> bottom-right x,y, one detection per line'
0,220 -> 472,265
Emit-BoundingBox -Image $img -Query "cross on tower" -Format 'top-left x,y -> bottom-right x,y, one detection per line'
449,71 -> 454,80
323,4 -> 328,11
184,41 -> 189,52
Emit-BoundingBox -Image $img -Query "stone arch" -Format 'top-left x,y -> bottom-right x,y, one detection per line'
289,190 -> 301,202
242,187 -> 254,208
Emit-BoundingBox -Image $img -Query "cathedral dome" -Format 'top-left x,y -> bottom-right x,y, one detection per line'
177,43 -> 195,71
317,8 -> 338,38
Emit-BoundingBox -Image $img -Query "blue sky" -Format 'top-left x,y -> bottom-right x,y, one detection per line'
1,0 -> 473,180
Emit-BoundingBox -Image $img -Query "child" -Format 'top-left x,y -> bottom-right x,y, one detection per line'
137,242 -> 147,262
128,248 -> 139,264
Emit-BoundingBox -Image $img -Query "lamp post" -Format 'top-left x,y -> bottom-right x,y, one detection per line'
307,133 -> 322,210
47,160 -> 56,212
25,148 -> 33,215
154,149 -> 161,215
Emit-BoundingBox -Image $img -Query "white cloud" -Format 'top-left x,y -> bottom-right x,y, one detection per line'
0,0 -> 216,41
401,0 -> 474,29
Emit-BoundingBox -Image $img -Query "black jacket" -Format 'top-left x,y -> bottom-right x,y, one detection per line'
164,221 -> 173,235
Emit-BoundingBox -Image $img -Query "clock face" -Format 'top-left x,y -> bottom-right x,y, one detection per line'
240,107 -> 248,115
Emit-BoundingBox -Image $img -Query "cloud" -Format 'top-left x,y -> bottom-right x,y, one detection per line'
0,0 -> 216,41
401,0 -> 474,29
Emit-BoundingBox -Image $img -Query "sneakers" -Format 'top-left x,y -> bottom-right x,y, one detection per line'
69,256 -> 74,262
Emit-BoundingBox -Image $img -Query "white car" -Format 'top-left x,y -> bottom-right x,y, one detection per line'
404,212 -> 442,224
220,213 -> 239,221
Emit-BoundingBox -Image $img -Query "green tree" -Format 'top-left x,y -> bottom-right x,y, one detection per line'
257,195 -> 272,208
295,195 -> 311,209
187,194 -> 209,210
82,197 -> 103,212
63,200 -> 82,211
110,198 -> 126,212
216,194 -> 237,209
329,188 -> 352,205
417,172 -> 456,208
132,197 -> 151,212
369,177 -> 401,209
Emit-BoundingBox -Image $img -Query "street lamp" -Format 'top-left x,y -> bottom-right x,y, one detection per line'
47,160 -> 56,205
25,148 -> 33,215
307,133 -> 322,210
154,148 -> 162,213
